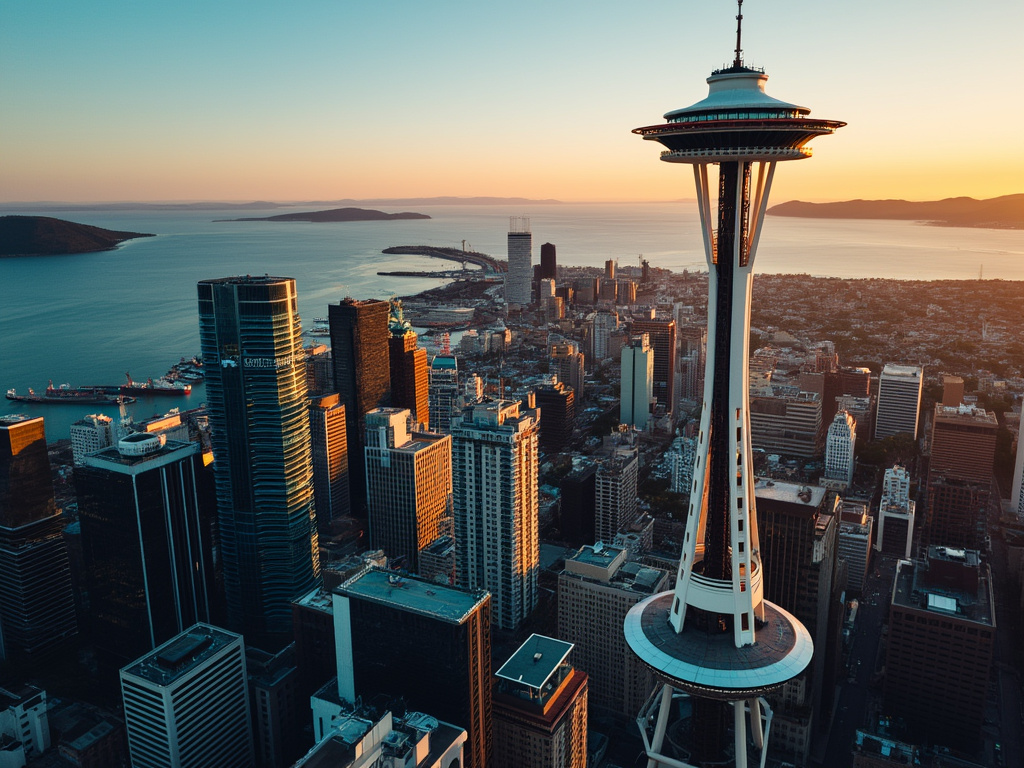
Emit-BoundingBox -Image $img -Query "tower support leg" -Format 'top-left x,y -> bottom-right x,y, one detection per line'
646,683 -> 674,768
749,697 -> 763,750
733,699 -> 748,768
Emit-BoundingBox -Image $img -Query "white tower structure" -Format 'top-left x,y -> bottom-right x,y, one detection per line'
824,410 -> 856,487
505,217 -> 532,307
622,5 -> 843,766
874,364 -> 924,440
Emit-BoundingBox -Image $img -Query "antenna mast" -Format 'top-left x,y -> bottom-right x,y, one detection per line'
734,0 -> 744,67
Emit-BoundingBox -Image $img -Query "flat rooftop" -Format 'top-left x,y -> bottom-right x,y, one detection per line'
337,568 -> 488,624
754,478 -> 827,509
82,439 -> 197,469
496,634 -> 573,691
892,550 -> 994,627
571,543 -> 624,569
120,624 -> 241,687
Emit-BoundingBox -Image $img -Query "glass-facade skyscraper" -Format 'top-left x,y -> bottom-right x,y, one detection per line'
198,276 -> 320,641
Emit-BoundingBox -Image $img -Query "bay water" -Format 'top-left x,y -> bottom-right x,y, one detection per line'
2,202 -> 1023,440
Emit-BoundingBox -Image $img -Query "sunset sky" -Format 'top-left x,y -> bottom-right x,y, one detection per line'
2,0 -> 1021,204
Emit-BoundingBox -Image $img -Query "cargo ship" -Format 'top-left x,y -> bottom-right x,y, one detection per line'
82,373 -> 192,397
6,382 -> 136,405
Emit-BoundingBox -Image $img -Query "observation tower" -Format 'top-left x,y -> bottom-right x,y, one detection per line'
622,4 -> 844,767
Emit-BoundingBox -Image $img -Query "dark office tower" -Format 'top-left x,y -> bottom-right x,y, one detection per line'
333,569 -> 492,768
926,477 -> 987,550
604,259 -> 616,280
534,381 -> 575,453
304,343 -> 333,397
0,415 -> 77,661
941,374 -> 965,407
198,276 -> 320,642
76,435 -> 218,666
558,464 -> 596,547
506,217 -> 533,307
885,546 -> 995,751
628,318 -> 676,414
309,394 -> 350,533
388,301 -> 429,427
754,480 -> 840,732
927,403 -> 997,487
328,298 -> 391,515
539,242 -> 557,280
364,408 -> 452,573
428,353 -> 459,434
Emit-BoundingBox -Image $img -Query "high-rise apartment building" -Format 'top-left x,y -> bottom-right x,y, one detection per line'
928,403 -> 997,486
0,415 -> 78,661
308,394 -> 350,532
824,410 -> 856,487
549,339 -> 585,397
877,464 -> 915,558
70,413 -> 115,466
492,635 -> 588,768
428,353 -> 459,434
506,217 -> 532,306
629,318 -> 676,414
884,546 -> 995,751
533,381 -> 575,453
364,408 -> 452,573
197,276 -> 320,640
594,430 -> 639,545
452,400 -> 540,631
389,302 -> 429,428
591,311 -> 618,362
619,335 -> 653,430
332,569 -> 492,768
874,364 -> 924,440
76,435 -> 218,665
120,624 -> 253,768
557,544 -> 667,718
328,297 -> 391,515
926,477 -> 987,550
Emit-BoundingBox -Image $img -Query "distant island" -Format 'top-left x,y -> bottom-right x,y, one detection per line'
0,196 -> 562,213
217,207 -> 431,223
767,194 -> 1024,229
0,215 -> 154,256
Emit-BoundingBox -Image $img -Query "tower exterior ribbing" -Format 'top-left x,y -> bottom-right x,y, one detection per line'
197,276 -> 320,641
622,7 -> 843,766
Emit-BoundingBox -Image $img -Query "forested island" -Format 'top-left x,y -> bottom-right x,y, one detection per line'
0,215 -> 154,256
767,194 -> 1024,229
218,207 -> 430,223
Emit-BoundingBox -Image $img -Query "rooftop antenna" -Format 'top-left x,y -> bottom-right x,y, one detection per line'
734,0 -> 744,67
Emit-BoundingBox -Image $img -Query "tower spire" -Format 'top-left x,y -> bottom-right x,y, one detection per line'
734,0 -> 744,67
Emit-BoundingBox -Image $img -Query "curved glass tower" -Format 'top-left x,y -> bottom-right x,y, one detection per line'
623,5 -> 844,766
198,276 -> 320,642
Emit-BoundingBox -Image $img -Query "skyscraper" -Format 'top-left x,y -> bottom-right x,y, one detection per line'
533,380 -> 575,453
308,394 -> 350,533
549,339 -> 585,397
591,310 -> 618,362
197,276 -> 320,640
539,242 -> 557,280
623,10 -> 842,763
492,635 -> 588,768
824,410 -> 856,487
927,403 -> 997,486
120,624 -> 254,768
874,364 -> 924,440
619,335 -> 653,430
0,415 -> 78,661
594,430 -> 639,545
505,217 -> 532,306
628,317 -> 676,414
389,301 -> 429,428
452,400 -> 540,631
76,434 -> 218,665
328,297 -> 391,515
428,352 -> 460,434
332,569 -> 492,768
876,464 -> 915,558
70,413 -> 115,466
364,407 -> 452,573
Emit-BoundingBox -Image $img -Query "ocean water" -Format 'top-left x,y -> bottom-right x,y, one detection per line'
2,202 -> 1023,439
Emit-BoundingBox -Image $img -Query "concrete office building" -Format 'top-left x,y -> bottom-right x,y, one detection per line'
506,217 -> 532,306
70,413 -> 115,466
928,404 -> 997,486
591,311 -> 619,362
308,394 -> 350,533
198,276 -> 320,640
838,501 -> 873,592
364,408 -> 452,574
332,569 -> 492,768
749,388 -> 823,458
0,415 -> 78,661
492,635 -> 588,768
76,435 -> 218,665
452,400 -> 540,631
874,364 -> 924,440
120,624 -> 253,768
884,546 -> 995,751
329,297 -> 392,515
549,339 -> 585,397
824,410 -> 856,488
594,430 -> 639,545
557,544 -> 667,719
619,335 -> 653,430
876,464 -> 916,558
